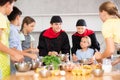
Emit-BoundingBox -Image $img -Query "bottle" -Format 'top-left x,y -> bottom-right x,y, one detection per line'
102,58 -> 112,73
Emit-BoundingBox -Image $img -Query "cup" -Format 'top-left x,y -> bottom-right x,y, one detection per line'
102,59 -> 112,73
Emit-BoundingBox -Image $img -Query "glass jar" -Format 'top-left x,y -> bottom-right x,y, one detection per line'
102,58 -> 112,73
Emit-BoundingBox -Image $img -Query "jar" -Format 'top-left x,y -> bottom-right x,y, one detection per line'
102,59 -> 112,73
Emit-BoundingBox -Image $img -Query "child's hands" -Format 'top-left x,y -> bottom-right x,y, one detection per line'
10,51 -> 24,62
30,48 -> 39,53
94,52 -> 102,63
27,53 -> 37,60
72,54 -> 78,62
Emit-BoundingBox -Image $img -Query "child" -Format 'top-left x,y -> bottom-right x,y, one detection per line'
71,19 -> 100,55
7,7 -> 37,74
38,16 -> 70,56
72,36 -> 94,62
0,0 -> 24,78
20,16 -> 39,62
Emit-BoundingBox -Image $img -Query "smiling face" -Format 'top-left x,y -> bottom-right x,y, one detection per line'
51,23 -> 62,33
76,26 -> 86,34
80,37 -> 91,49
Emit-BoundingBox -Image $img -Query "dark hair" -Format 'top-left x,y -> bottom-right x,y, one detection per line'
0,0 -> 17,6
20,16 -> 35,31
50,16 -> 62,24
7,6 -> 22,21
99,1 -> 120,18
76,19 -> 87,26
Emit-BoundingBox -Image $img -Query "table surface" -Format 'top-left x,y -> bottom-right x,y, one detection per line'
3,70 -> 120,80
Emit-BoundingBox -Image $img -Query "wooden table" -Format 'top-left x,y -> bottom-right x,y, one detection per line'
3,70 -> 120,80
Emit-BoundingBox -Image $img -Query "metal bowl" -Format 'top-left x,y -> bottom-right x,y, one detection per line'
31,59 -> 39,69
92,69 -> 104,77
15,62 -> 32,72
79,58 -> 92,65
39,69 -> 51,78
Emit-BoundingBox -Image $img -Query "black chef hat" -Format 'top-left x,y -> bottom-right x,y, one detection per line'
76,19 -> 87,26
50,16 -> 62,24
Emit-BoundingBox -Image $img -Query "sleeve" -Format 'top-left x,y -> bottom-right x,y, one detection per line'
9,28 -> 18,48
30,35 -> 35,42
102,21 -> 113,39
37,31 -> 48,56
71,35 -> 78,54
89,33 -> 100,51
19,32 -> 25,41
61,32 -> 70,54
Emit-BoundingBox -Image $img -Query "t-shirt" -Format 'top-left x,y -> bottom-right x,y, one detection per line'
76,48 -> 94,60
9,24 -> 22,51
0,12 -> 10,78
102,18 -> 120,43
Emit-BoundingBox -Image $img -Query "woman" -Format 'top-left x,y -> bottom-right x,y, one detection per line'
71,19 -> 100,55
95,1 -> 120,64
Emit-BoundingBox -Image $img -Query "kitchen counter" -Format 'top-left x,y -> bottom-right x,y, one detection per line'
3,70 -> 120,80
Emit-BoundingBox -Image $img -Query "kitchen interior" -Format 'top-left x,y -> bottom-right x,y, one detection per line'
1,0 -> 120,80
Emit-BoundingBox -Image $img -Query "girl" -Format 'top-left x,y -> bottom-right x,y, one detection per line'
95,1 -> 120,64
72,36 -> 94,62
20,16 -> 39,62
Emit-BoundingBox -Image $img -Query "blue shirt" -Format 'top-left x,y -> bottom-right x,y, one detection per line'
9,24 -> 22,51
76,48 -> 94,60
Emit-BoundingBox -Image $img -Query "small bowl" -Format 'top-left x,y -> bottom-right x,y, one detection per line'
31,59 -> 39,69
92,69 -> 104,77
39,69 -> 51,78
15,62 -> 32,72
79,58 -> 91,65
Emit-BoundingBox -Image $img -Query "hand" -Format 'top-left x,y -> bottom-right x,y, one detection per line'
94,52 -> 102,63
72,54 -> 78,62
10,51 -> 24,62
88,58 -> 94,64
30,48 -> 39,53
48,51 -> 58,56
28,53 -> 37,60
111,57 -> 120,66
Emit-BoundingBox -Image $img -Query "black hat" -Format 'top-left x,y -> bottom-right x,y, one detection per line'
50,16 -> 62,24
76,19 -> 87,26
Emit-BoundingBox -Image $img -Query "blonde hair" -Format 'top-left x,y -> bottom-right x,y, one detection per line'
99,1 -> 120,18
81,36 -> 91,47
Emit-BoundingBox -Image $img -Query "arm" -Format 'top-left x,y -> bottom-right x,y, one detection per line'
11,48 -> 37,60
89,33 -> 100,51
0,29 -> 24,62
61,32 -> 70,54
101,38 -> 115,58
112,57 -> 120,66
71,35 -> 78,54
95,37 -> 115,61
38,31 -> 48,56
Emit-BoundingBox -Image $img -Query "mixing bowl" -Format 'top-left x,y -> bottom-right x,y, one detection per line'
92,69 -> 104,77
39,69 -> 51,78
15,62 -> 32,72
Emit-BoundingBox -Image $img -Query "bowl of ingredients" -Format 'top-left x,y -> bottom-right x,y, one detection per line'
92,69 -> 104,77
39,69 -> 51,78
15,61 -> 32,72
